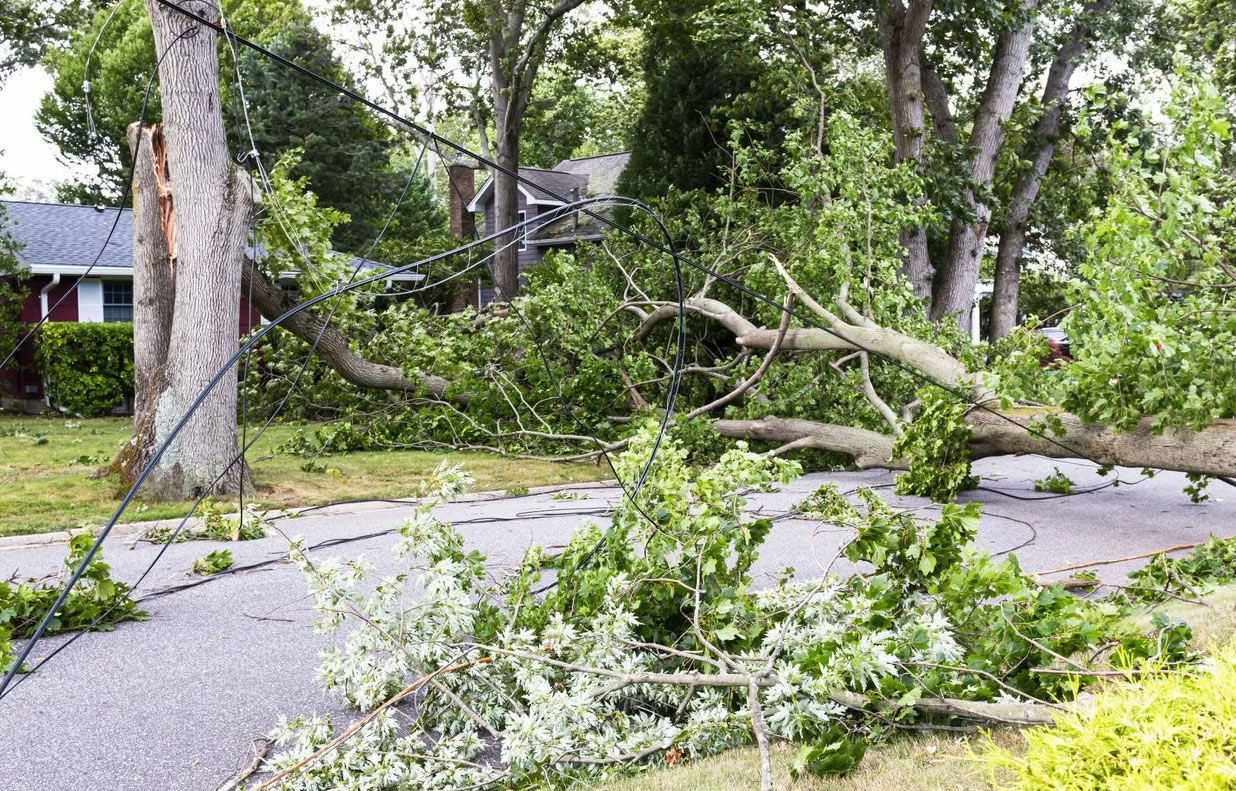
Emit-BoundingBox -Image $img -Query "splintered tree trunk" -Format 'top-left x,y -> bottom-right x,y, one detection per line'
136,0 -> 251,499
111,123 -> 175,485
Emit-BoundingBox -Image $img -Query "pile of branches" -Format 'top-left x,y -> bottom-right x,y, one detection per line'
260,427 -> 1194,790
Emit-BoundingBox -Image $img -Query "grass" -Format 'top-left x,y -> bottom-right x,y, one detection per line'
0,415 -> 607,537
598,731 -> 1026,791
598,585 -> 1236,791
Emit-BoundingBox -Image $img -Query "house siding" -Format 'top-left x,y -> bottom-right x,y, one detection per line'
3,276 -> 266,403
477,197 -> 553,306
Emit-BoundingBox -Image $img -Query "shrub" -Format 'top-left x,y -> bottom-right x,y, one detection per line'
35,322 -> 133,416
977,640 -> 1236,790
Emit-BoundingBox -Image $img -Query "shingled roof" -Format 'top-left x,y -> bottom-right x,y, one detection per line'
1,200 -> 417,280
466,152 -> 630,212
3,201 -> 134,271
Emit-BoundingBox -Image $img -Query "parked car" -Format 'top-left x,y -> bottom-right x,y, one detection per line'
1035,326 -> 1071,364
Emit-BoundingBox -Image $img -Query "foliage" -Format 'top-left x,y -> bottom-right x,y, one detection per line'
519,31 -> 642,167
618,0 -> 794,198
891,391 -> 978,502
0,0 -> 96,85
35,321 -> 133,416
0,532 -> 145,672
977,640 -> 1236,791
142,499 -> 270,543
228,21 -> 438,250
1122,535 -> 1236,604
193,549 -> 235,576
269,427 -> 1188,788
790,726 -> 868,779
1059,69 -> 1236,432
1033,468 -> 1074,494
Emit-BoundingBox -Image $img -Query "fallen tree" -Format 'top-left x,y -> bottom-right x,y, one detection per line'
263,431 -> 1192,790
633,289 -> 1236,479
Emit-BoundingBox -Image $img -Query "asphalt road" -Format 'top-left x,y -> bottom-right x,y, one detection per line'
0,456 -> 1230,791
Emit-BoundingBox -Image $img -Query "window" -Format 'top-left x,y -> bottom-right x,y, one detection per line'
517,210 -> 528,251
102,280 -> 133,323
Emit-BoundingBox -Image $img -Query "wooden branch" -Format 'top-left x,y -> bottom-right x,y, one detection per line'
240,257 -> 460,402
1029,542 -> 1206,578
682,292 -> 794,421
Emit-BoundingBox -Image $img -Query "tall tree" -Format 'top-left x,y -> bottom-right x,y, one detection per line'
330,0 -> 596,299
36,0 -> 307,204
37,0 -> 415,252
479,0 -> 589,297
988,0 -> 1113,339
618,0 -> 791,198
120,0 -> 252,498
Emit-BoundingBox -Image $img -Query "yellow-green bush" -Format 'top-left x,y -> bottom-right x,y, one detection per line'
978,642 -> 1236,790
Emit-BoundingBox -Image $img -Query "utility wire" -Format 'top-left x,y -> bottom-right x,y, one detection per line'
145,0 -> 1131,476
0,196 -> 675,699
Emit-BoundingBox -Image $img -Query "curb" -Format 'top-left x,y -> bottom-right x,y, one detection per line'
0,479 -> 618,553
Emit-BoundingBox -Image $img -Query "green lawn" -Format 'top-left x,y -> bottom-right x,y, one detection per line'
0,415 -> 607,537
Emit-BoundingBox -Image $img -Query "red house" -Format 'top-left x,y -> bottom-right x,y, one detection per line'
1,200 -> 419,408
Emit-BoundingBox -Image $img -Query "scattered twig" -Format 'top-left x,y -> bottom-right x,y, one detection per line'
215,737 -> 272,791
1030,542 -> 1204,578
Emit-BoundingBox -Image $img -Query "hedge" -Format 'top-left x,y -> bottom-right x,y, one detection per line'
977,640 -> 1236,790
35,322 -> 134,416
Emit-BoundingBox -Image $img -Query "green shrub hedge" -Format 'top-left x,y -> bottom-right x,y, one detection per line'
977,640 -> 1236,790
35,322 -> 134,416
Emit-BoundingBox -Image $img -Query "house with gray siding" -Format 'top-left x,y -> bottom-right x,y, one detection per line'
463,152 -> 629,305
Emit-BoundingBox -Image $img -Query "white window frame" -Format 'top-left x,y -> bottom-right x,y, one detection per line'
517,210 -> 528,251
102,279 -> 134,323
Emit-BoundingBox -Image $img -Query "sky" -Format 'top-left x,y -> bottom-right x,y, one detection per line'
0,66 -> 87,201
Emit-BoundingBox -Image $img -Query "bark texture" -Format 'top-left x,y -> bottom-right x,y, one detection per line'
878,0 -> 934,299
989,0 -> 1111,339
711,413 -> 1236,479
139,0 -> 251,499
930,6 -> 1039,326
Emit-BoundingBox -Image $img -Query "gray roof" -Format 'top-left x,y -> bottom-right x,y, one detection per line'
1,200 -> 414,279
551,152 -> 630,196
468,152 -> 630,211
3,200 -> 134,270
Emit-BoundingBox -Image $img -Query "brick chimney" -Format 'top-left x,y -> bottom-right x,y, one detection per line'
447,164 -> 476,238
446,164 -> 479,312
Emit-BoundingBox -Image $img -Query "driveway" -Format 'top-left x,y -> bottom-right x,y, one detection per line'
0,456 -> 1229,791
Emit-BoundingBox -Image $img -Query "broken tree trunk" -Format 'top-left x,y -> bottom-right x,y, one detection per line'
111,123 -> 176,487
636,290 -> 1236,479
135,0 -> 251,499
711,413 -> 1236,479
